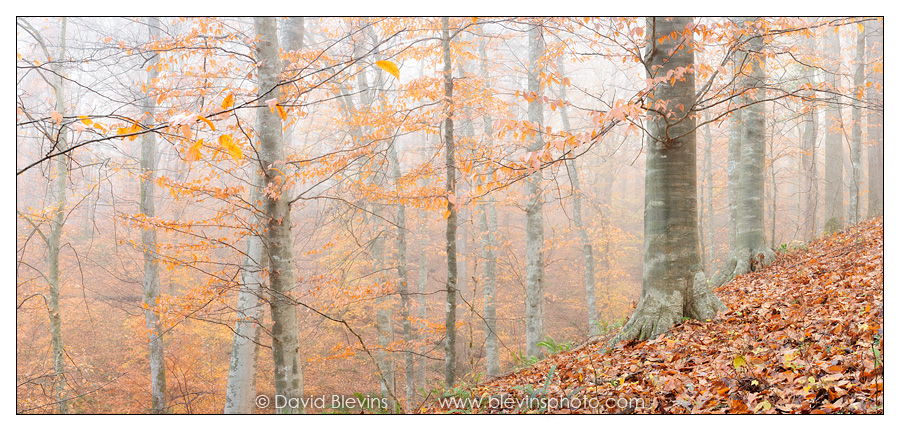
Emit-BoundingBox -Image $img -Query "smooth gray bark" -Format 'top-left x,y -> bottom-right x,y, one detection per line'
417,229 -> 428,390
823,28 -> 844,234
45,17 -> 69,414
866,20 -> 883,218
371,207 -> 396,409
557,59 -> 598,337
478,35 -> 500,377
224,175 -> 267,413
140,16 -> 167,414
387,136 -> 414,410
614,17 -> 724,343
849,24 -> 865,226
441,17 -> 458,387
799,37 -> 819,242
524,21 -> 545,358
713,18 -> 775,286
726,49 -> 743,255
704,122 -> 715,270
255,17 -> 303,413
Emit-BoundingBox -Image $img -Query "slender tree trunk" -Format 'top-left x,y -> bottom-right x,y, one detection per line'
614,17 -> 724,343
224,175 -> 267,413
524,21 -> 546,358
557,59 -> 597,337
823,28 -> 844,234
769,123 -> 777,249
371,207 -> 395,409
848,24 -> 865,226
387,134 -> 414,410
255,17 -> 303,413
417,228 -> 428,391
46,17 -> 69,415
713,18 -> 775,286
223,13 -> 305,416
478,35 -> 500,377
441,17 -> 458,387
866,20 -> 883,218
726,49 -> 743,255
140,16 -> 167,414
800,36 -> 819,242
704,123 -> 715,270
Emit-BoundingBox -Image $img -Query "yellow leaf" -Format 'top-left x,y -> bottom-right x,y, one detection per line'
375,60 -> 400,80
442,209 -> 451,220
187,139 -> 203,162
17,52 -> 22,60
198,115 -> 215,131
218,134 -> 243,162
733,355 -> 747,370
222,93 -> 234,110
755,400 -> 772,412
79,115 -> 93,125
858,23 -> 865,33
276,105 -> 287,121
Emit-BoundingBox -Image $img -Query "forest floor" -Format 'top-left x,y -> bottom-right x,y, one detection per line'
424,217 -> 883,414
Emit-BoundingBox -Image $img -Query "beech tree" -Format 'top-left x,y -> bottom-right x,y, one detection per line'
713,18 -> 775,286
255,17 -> 303,413
524,20 -> 546,358
614,17 -> 724,342
441,16 -> 458,387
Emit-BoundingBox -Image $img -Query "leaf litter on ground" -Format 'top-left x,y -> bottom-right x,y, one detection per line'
425,217 -> 883,414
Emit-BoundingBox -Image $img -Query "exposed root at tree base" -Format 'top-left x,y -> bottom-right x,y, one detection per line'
712,246 -> 775,287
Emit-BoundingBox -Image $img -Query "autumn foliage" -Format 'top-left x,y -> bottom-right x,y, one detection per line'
425,218 -> 884,414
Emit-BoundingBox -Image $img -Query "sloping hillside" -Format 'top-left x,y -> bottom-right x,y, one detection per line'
426,218 -> 883,414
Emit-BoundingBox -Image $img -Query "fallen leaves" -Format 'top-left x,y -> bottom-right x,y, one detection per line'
426,218 -> 883,414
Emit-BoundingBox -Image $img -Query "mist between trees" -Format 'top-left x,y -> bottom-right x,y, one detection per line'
16,17 -> 882,414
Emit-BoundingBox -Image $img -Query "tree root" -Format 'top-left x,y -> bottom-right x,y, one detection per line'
606,272 -> 727,350
712,246 -> 775,287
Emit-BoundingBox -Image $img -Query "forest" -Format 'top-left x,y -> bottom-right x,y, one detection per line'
16,17 -> 883,414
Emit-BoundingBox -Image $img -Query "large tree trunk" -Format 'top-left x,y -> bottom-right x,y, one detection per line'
614,17 -> 724,343
713,18 -> 775,286
799,36 -> 819,242
140,16 -> 167,414
557,59 -> 597,337
477,34 -> 500,378
849,23 -> 865,226
823,28 -> 844,234
524,21 -> 546,358
224,14 -> 304,416
255,17 -> 303,413
704,122 -> 715,270
46,17 -> 69,415
223,175 -> 267,413
726,49 -> 743,256
441,17 -> 459,387
866,20 -> 883,219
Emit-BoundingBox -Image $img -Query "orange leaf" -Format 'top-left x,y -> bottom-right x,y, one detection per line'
50,111 -> 63,125
222,93 -> 234,110
276,105 -> 288,121
187,139 -> 203,162
218,134 -> 243,162
375,60 -> 400,80
198,115 -> 215,131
